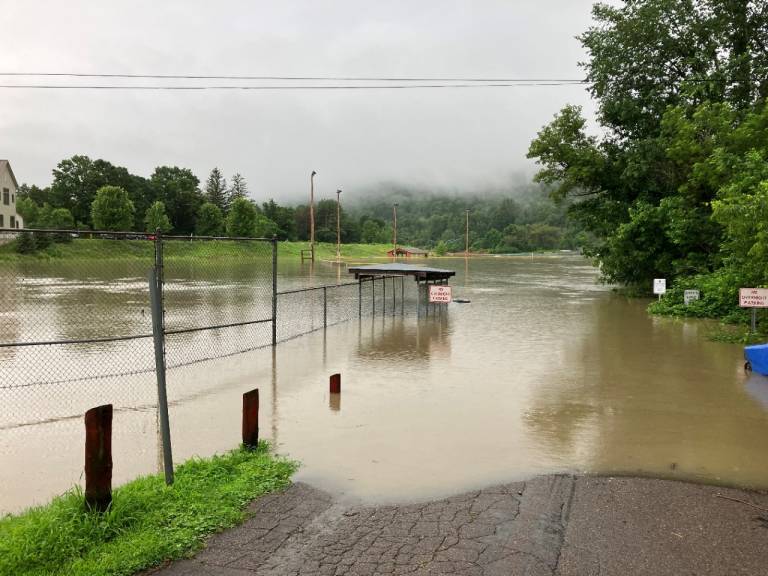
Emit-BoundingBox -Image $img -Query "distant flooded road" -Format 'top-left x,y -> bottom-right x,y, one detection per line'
3,255 -> 767,513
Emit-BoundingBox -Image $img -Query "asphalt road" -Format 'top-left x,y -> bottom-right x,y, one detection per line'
150,475 -> 768,575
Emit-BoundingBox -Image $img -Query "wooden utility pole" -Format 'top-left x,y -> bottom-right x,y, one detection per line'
309,171 -> 316,261
393,203 -> 399,258
336,188 -> 342,261
465,209 -> 470,257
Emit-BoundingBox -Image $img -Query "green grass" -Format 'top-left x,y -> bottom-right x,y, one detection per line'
0,443 -> 296,576
0,238 -> 399,262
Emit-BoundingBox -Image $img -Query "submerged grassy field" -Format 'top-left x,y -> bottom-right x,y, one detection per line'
0,238 -> 397,262
0,444 -> 296,576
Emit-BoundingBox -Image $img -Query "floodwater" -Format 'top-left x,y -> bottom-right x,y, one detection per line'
2,255 -> 768,514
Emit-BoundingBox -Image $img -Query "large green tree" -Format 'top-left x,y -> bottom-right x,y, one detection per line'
91,186 -> 135,231
195,202 -> 225,236
144,201 -> 172,233
528,0 -> 768,287
204,168 -> 228,212
226,197 -> 258,237
150,167 -> 202,234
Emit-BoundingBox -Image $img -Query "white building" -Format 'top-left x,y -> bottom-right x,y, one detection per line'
0,160 -> 23,229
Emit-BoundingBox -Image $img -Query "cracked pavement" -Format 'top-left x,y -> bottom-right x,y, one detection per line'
150,475 -> 768,575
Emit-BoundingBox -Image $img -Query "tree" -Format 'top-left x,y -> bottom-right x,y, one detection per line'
527,0 -> 768,288
91,186 -> 135,231
17,183 -> 50,205
15,197 -> 39,227
196,202 -> 225,236
150,167 -> 202,234
262,199 -> 296,240
204,167 -> 228,211
226,197 -> 257,237
361,219 -> 384,244
228,173 -> 248,206
254,214 -> 279,238
144,201 -> 172,233
50,155 -> 148,228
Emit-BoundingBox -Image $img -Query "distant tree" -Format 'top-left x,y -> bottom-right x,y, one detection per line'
262,199 -> 296,240
204,167 -> 228,211
17,183 -> 50,205
226,197 -> 257,237
254,214 -> 279,238
150,166 -> 202,234
50,155 -> 147,228
91,186 -> 135,231
228,173 -> 248,207
361,219 -> 383,244
144,201 -> 172,233
15,197 -> 39,227
195,202 -> 225,236
434,241 -> 448,256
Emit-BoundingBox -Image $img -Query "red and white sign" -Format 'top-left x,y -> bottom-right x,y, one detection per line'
739,288 -> 768,308
428,285 -> 452,304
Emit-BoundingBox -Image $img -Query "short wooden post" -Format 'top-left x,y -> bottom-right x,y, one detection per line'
242,389 -> 259,449
330,373 -> 341,394
84,404 -> 113,512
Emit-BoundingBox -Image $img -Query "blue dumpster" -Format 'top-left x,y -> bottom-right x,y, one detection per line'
745,344 -> 768,375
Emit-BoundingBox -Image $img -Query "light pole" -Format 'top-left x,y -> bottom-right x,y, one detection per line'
336,188 -> 342,261
393,203 -> 399,258
465,209 -> 470,257
309,171 -> 316,261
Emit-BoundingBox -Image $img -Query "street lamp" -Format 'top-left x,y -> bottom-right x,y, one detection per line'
336,188 -> 342,261
465,209 -> 470,257
309,171 -> 316,261
393,203 -> 399,258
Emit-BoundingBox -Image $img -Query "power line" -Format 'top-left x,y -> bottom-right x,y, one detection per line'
0,71 -> 586,83
0,82 -> 587,91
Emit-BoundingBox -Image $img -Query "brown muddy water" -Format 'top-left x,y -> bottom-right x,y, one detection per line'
2,255 -> 768,514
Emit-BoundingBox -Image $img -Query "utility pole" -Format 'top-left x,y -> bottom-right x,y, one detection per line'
465,209 -> 470,257
393,203 -> 399,258
309,171 -> 316,261
336,188 -> 342,261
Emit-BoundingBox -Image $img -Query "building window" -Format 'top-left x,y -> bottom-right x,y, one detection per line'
0,214 -> 4,227
2,188 -> 8,205
10,216 -> 15,228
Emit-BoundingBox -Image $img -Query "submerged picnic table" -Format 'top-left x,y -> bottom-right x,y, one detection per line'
347,263 -> 455,283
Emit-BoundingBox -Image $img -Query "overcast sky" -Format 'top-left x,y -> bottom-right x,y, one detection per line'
1,0 -> 602,203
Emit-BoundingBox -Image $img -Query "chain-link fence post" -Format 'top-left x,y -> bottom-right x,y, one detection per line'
150,229 -> 174,485
323,286 -> 327,328
271,236 -> 278,346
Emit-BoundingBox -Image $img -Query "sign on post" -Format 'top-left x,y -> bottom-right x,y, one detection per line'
739,288 -> 768,308
653,279 -> 666,298
739,288 -> 768,334
684,290 -> 700,305
428,285 -> 452,304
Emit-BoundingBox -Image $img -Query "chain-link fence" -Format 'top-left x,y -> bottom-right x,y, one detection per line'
0,229 -> 424,432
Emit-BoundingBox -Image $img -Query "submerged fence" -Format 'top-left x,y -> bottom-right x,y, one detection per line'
0,228 -> 415,431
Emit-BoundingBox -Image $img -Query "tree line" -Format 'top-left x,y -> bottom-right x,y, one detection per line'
16,154 -> 579,252
527,0 -> 768,319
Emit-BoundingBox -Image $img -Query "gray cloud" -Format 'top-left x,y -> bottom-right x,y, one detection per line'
1,0 -> 600,203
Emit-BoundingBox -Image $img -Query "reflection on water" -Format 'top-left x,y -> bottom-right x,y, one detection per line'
2,255 -> 768,513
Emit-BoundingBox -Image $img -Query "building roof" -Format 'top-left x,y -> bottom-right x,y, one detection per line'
0,160 -> 19,188
389,246 -> 428,254
348,263 -> 455,281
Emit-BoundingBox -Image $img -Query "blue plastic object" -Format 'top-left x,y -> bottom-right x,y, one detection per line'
744,343 -> 768,375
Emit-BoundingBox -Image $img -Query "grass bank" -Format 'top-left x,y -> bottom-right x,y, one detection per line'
0,444 -> 296,576
0,238 -> 398,262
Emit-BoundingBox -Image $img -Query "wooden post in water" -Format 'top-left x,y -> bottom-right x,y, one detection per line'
330,373 -> 341,394
84,404 -> 113,512
242,389 -> 259,449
